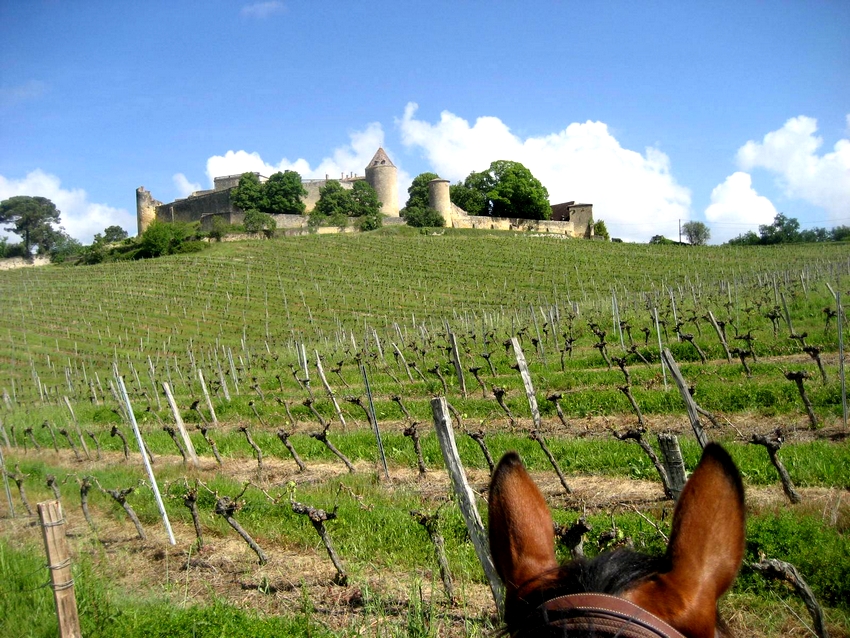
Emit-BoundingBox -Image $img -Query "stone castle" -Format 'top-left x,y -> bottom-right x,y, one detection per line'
136,148 -> 593,237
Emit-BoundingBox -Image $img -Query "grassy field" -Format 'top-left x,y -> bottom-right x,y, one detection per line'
0,228 -> 848,636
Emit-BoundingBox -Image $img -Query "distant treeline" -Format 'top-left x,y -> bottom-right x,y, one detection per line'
726,213 -> 850,246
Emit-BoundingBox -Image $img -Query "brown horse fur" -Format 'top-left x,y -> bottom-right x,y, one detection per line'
489,443 -> 745,638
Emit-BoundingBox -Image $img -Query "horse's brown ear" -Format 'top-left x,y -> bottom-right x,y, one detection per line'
627,443 -> 745,638
489,452 -> 559,601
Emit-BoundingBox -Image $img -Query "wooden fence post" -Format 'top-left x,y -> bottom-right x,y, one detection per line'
38,500 -> 82,638
431,397 -> 504,614
162,382 -> 200,468
657,433 -> 687,501
660,349 -> 708,449
197,369 -> 218,425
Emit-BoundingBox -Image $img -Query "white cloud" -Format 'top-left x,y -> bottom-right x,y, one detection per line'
203,122 -> 411,208
736,115 -> 850,222
397,103 -> 691,241
173,173 -> 202,198
704,172 -> 778,243
0,170 -> 134,244
240,2 -> 285,18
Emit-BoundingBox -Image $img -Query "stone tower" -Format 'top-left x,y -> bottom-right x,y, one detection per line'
136,187 -> 161,236
365,148 -> 399,217
428,178 -> 452,226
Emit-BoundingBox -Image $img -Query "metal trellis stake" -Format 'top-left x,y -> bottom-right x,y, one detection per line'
116,375 -> 176,545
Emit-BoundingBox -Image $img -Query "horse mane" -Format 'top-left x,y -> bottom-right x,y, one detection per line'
504,549 -> 667,630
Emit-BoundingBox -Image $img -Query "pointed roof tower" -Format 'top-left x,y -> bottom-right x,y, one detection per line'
365,147 -> 399,216
368,147 -> 396,168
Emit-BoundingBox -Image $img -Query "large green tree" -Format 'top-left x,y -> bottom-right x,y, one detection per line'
403,172 -> 440,214
102,225 -> 129,243
264,170 -> 307,215
682,221 -> 711,246
243,209 -> 276,238
230,173 -> 268,212
450,160 -> 550,220
310,181 -> 351,230
0,196 -> 62,255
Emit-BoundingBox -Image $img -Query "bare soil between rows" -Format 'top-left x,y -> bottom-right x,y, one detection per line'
2,413 -> 848,636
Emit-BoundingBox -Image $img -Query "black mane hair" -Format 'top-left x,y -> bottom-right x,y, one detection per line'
505,548 -> 668,631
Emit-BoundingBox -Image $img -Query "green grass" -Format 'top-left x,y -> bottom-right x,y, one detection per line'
2,232 -> 849,636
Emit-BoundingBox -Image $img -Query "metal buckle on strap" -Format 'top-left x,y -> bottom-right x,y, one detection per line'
537,592 -> 687,638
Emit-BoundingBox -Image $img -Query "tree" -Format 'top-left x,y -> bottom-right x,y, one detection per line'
0,236 -> 28,258
404,206 -> 445,228
449,181 -> 488,216
0,196 -> 62,255
350,181 -> 382,231
49,233 -> 83,263
649,235 -> 676,245
682,221 -> 711,246
831,225 -> 850,242
264,171 -> 306,215
593,220 -> 610,240
450,160 -> 550,220
487,160 -> 551,220
403,172 -> 440,214
310,181 -> 351,230
139,221 -> 197,258
243,209 -> 276,238
230,173 -> 267,212
759,213 -> 800,244
102,225 -> 129,243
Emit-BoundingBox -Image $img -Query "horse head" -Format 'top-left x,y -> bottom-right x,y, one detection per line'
489,443 -> 745,638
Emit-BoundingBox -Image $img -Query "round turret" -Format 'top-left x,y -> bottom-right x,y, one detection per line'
428,179 -> 452,226
365,148 -> 399,217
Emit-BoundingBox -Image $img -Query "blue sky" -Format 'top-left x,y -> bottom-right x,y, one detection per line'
1,1 -> 848,244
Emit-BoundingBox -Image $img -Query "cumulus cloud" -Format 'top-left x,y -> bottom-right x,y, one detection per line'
397,103 -> 691,241
203,123 -> 411,208
704,172 -> 778,243
736,115 -> 850,222
0,170 -> 134,244
173,173 -> 202,198
240,2 -> 285,18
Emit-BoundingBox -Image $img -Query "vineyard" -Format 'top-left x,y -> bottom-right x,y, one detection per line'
1,226 -> 848,637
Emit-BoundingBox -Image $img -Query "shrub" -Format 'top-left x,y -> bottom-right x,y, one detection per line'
403,206 -> 445,228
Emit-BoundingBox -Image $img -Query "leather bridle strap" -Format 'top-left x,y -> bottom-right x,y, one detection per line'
534,592 -> 687,638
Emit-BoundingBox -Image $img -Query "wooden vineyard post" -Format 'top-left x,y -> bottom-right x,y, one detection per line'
63,396 -> 90,459
511,337 -> 541,428
197,369 -> 218,425
116,376 -> 176,545
449,331 -> 467,398
0,444 -> 15,517
653,308 -> 668,390
38,500 -> 82,638
657,433 -> 687,501
431,397 -> 504,614
162,382 -> 199,468
512,337 -> 572,493
707,311 -> 732,363
315,351 -> 347,430
360,361 -> 389,479
660,349 -> 708,449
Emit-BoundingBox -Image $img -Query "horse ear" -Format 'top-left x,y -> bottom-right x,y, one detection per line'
489,452 -> 559,601
627,443 -> 745,638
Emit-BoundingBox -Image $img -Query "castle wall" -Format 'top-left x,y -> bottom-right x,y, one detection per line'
156,190 -> 234,225
302,178 -> 358,213
450,215 -> 585,236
